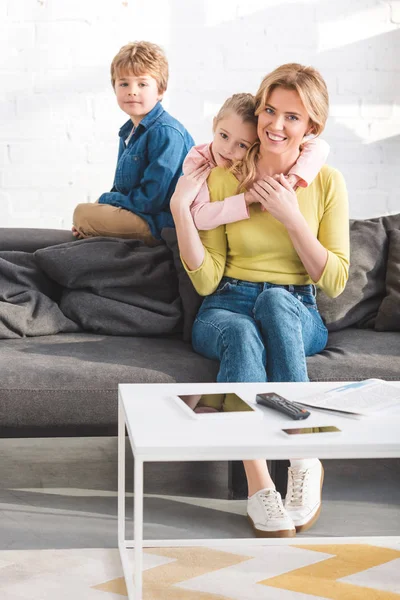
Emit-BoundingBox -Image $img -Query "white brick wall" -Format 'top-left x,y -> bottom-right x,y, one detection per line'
1,0 -> 399,229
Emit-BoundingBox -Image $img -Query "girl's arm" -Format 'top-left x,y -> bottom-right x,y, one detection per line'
182,146 -> 253,231
191,186 -> 250,231
288,138 -> 330,188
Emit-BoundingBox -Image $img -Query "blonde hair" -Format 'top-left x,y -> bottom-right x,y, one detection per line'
213,93 -> 257,131
234,63 -> 329,192
111,41 -> 169,93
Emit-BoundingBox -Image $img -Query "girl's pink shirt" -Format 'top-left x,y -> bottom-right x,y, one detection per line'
183,138 -> 330,231
289,138 -> 330,188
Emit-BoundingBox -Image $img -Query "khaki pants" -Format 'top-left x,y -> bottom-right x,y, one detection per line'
73,202 -> 159,246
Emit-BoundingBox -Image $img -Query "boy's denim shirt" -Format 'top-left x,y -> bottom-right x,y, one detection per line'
98,102 -> 194,239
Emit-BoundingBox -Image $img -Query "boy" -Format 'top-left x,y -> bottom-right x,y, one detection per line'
73,41 -> 194,245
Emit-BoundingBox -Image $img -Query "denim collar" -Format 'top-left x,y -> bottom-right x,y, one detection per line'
119,102 -> 165,139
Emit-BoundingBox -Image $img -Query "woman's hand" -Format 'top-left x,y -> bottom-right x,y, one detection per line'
248,173 -> 302,229
170,162 -> 211,213
170,163 -> 209,272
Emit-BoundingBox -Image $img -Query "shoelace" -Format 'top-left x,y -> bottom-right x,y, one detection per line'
287,468 -> 308,507
259,491 -> 286,518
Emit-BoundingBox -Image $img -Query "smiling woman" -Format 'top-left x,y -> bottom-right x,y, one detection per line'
171,63 -> 350,539
260,88 -> 313,150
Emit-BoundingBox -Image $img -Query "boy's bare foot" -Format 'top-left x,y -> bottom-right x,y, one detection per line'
72,226 -> 85,240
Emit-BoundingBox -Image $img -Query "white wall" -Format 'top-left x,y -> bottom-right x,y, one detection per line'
1,0 -> 399,229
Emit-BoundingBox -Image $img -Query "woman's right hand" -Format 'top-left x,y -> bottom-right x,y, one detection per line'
170,162 -> 211,212
170,162 -> 209,272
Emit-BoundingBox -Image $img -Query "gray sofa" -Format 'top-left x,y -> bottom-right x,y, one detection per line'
0,213 -> 399,442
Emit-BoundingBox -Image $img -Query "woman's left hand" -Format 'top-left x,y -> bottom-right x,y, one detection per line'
248,173 -> 302,229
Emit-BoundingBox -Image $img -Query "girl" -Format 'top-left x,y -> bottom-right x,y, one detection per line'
171,64 -> 349,538
175,92 -> 330,231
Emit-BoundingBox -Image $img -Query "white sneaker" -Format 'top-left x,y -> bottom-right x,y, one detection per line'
247,488 -> 296,538
285,460 -> 324,532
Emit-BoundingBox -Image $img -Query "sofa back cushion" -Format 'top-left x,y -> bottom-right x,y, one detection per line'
317,213 -> 400,331
161,228 -> 203,341
375,228 -> 400,331
0,229 -> 74,253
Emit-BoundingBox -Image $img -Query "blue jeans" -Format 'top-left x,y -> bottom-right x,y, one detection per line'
192,277 -> 328,383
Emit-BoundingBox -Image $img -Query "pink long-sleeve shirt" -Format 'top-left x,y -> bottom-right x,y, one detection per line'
185,138 -> 330,231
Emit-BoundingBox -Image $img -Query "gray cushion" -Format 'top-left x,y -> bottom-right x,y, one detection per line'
161,228 -> 203,341
35,237 -> 182,337
317,213 -> 400,331
307,328 -> 400,381
0,251 -> 79,338
375,229 -> 400,331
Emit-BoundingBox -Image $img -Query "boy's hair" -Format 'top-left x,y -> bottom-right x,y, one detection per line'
213,93 -> 257,131
234,63 -> 329,192
111,41 -> 169,93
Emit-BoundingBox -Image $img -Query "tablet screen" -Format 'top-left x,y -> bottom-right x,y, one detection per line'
177,393 -> 256,414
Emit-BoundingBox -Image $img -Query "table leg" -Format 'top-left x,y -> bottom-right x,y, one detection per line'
118,398 -> 135,600
134,457 -> 144,599
118,398 -> 125,548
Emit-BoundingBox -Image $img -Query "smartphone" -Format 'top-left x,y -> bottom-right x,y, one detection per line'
282,425 -> 341,435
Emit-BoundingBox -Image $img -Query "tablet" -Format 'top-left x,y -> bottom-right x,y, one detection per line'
172,393 -> 261,419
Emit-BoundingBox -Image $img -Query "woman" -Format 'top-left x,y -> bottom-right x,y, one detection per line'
171,63 -> 349,538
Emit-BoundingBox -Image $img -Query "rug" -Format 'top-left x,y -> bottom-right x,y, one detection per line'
1,541 -> 400,599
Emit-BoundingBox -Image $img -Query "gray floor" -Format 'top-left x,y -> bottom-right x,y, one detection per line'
1,437 -> 399,549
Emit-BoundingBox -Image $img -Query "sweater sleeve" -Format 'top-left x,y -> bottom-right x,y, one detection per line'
289,138 -> 330,188
315,169 -> 350,297
182,224 -> 227,295
182,169 -> 230,295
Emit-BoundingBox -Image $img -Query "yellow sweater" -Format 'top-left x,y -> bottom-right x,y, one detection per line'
185,165 -> 349,298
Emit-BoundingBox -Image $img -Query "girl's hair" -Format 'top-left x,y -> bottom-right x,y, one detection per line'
233,63 -> 329,192
213,93 -> 257,131
111,41 -> 169,93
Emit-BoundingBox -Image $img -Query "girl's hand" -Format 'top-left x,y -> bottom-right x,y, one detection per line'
248,173 -> 302,228
170,162 -> 211,212
285,173 -> 301,190
244,191 -> 260,206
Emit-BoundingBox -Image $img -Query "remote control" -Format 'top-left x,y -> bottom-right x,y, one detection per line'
256,392 -> 310,420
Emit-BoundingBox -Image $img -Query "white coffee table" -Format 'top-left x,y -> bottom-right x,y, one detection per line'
117,381 -> 400,599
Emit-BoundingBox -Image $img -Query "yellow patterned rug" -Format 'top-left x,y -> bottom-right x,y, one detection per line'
1,542 -> 400,599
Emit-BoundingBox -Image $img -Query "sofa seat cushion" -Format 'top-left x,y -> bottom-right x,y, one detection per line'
2,329 -> 399,435
307,328 -> 400,382
0,333 -> 218,433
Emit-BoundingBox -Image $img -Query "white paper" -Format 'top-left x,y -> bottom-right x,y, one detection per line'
296,379 -> 400,416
